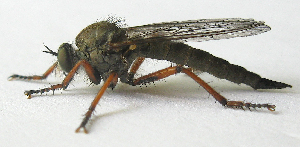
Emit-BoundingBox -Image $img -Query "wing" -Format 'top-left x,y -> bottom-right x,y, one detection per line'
125,18 -> 271,44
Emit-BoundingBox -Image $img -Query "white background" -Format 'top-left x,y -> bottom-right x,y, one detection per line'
1,0 -> 299,146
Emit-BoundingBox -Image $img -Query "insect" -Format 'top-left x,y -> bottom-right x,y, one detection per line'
8,17 -> 292,133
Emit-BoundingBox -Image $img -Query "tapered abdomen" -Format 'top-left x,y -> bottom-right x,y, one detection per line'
129,41 -> 291,89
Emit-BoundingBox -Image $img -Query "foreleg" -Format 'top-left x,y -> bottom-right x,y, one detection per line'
24,60 -> 100,99
75,72 -> 117,133
8,62 -> 58,81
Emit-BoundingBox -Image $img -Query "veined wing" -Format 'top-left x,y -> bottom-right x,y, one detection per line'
126,18 -> 271,43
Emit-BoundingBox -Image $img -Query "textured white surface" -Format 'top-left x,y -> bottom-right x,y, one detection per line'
1,0 -> 299,147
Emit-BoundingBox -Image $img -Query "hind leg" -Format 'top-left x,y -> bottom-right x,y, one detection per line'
128,65 -> 275,111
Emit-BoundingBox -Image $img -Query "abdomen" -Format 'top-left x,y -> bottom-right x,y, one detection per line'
128,41 -> 291,89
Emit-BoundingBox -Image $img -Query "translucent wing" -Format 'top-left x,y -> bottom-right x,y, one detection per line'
125,18 -> 271,44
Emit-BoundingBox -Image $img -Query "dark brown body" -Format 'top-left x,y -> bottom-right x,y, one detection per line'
126,41 -> 288,89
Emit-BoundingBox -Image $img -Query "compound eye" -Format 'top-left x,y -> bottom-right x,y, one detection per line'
57,43 -> 76,72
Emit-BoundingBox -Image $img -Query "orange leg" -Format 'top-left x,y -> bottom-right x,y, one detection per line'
76,72 -> 117,133
23,60 -> 100,99
129,57 -> 145,74
131,65 -> 275,111
127,57 -> 145,83
8,62 -> 58,81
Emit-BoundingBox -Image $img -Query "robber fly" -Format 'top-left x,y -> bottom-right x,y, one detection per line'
8,17 -> 292,133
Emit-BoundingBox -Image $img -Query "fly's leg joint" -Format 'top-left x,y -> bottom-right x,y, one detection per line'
175,66 -> 183,73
